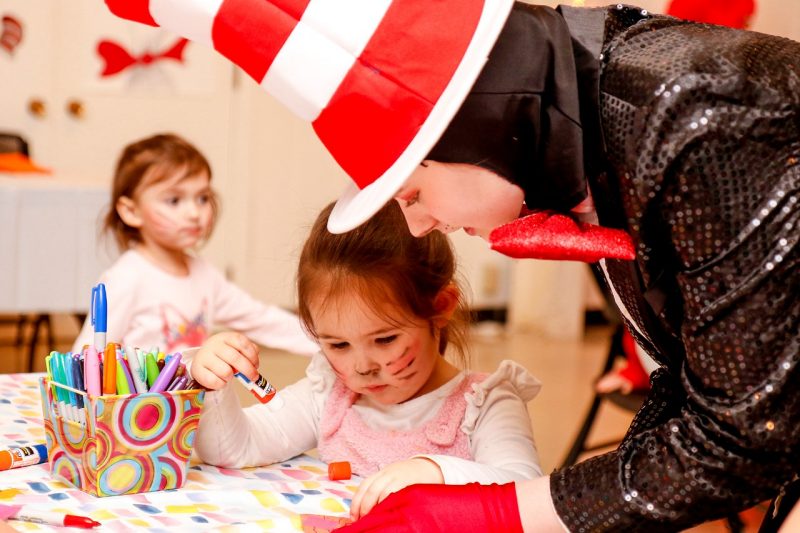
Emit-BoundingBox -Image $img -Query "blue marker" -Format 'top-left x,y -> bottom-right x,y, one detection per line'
91,284 -> 107,351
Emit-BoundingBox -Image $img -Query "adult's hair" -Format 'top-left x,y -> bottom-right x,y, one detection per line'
104,133 -> 218,250
297,201 -> 471,364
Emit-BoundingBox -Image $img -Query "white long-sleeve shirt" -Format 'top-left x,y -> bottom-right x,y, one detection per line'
194,353 -> 543,484
71,249 -> 318,356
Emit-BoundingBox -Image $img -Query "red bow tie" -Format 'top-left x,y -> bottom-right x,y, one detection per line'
489,212 -> 636,263
97,37 -> 189,77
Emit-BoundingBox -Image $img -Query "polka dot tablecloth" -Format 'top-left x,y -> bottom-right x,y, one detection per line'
0,374 -> 357,531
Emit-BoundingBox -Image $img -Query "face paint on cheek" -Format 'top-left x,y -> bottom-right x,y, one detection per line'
385,348 -> 416,375
148,206 -> 181,233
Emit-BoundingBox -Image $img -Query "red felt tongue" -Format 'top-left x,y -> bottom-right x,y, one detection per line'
489,212 -> 636,263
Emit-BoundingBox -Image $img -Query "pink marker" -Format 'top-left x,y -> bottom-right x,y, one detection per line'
84,345 -> 101,397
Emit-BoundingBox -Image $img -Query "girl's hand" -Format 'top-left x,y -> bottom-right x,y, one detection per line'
190,332 -> 260,390
349,458 -> 444,520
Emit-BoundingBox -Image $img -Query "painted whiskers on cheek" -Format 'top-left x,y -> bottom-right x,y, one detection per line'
385,348 -> 416,379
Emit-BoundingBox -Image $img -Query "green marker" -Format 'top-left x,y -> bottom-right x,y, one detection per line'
145,353 -> 160,388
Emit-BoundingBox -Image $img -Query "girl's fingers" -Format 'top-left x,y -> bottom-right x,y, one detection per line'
191,365 -> 227,390
350,474 -> 377,520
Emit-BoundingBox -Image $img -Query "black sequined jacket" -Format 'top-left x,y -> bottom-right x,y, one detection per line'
546,5 -> 800,532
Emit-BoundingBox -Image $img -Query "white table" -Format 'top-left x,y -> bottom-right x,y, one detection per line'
0,174 -> 115,314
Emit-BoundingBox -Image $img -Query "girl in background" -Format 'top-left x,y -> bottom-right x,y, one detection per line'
72,133 -> 317,356
189,201 -> 542,521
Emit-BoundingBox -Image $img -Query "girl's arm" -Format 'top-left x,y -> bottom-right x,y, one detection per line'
193,349 -> 333,468
421,373 -> 543,484
207,264 -> 319,355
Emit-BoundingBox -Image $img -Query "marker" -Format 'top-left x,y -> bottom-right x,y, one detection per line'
8,506 -> 100,529
125,346 -> 148,393
91,284 -> 107,351
234,372 -> 277,404
115,360 -> 131,395
103,343 -> 117,395
149,353 -> 182,393
145,352 -> 160,388
167,375 -> 188,392
85,345 -> 101,397
0,444 -> 48,470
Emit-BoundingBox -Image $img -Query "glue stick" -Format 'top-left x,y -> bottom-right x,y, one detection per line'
234,372 -> 277,404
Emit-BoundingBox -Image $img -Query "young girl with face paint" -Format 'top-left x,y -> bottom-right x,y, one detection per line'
190,201 -> 543,521
71,133 -> 317,357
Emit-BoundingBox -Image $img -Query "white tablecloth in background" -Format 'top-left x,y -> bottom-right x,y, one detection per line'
0,174 -> 116,313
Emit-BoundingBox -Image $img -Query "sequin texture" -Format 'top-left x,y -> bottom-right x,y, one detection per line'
550,5 -> 800,531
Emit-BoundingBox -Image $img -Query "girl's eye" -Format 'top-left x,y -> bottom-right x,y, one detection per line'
165,196 -> 180,206
198,193 -> 211,205
328,342 -> 349,350
376,335 -> 398,345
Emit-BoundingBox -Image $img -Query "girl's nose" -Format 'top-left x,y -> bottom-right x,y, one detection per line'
353,352 -> 381,377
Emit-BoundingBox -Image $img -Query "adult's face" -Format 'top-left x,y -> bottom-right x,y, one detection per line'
394,160 -> 525,239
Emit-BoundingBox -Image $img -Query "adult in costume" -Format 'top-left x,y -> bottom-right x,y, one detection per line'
105,1 -> 799,530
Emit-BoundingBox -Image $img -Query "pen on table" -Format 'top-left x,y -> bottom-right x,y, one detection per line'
91,283 -> 107,351
149,353 -> 182,393
103,343 -> 117,395
85,345 -> 101,397
3,505 -> 100,530
125,345 -> 148,393
0,444 -> 48,470
145,352 -> 160,388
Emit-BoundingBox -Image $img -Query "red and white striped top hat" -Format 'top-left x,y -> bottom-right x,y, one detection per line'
105,0 -> 514,232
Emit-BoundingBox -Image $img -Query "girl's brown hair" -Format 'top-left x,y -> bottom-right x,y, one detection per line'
297,201 -> 471,365
105,133 -> 218,250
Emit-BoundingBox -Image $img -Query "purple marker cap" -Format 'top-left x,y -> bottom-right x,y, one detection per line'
148,353 -> 182,393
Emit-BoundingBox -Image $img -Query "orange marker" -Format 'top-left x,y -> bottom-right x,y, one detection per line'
328,461 -> 351,481
102,343 -> 117,395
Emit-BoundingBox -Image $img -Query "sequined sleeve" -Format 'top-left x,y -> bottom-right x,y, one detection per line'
551,8 -> 800,531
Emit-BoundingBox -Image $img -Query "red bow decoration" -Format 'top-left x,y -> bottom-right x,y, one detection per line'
1,15 -> 23,55
97,37 -> 189,77
489,212 -> 636,263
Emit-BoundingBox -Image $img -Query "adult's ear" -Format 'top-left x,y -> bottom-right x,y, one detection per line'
433,284 -> 460,328
116,196 -> 143,228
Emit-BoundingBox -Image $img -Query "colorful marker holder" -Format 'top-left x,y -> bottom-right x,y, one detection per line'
38,377 -> 204,497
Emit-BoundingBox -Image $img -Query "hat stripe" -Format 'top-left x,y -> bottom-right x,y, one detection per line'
105,0 -> 158,26
313,0 -> 484,187
260,0 -> 391,121
214,0 -> 308,83
150,0 -> 223,47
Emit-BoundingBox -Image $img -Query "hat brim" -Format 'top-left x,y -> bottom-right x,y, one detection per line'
327,0 -> 514,234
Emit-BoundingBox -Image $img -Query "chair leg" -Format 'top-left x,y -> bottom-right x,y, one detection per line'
562,393 -> 605,468
26,313 -> 52,373
725,512 -> 744,533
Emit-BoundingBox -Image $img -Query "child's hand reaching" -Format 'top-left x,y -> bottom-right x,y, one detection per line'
190,332 -> 261,390
349,458 -> 444,520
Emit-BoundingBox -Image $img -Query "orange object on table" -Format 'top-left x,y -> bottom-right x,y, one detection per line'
0,152 -> 51,174
328,461 -> 351,481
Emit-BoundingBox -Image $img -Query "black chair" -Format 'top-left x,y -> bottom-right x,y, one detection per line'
561,323 -> 648,467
